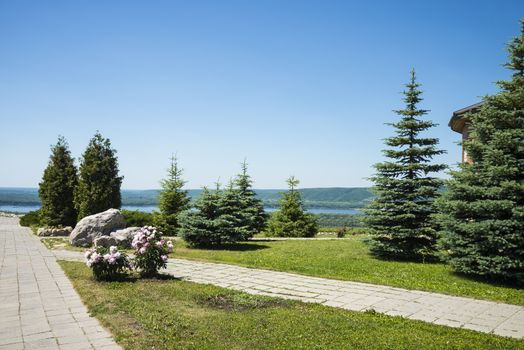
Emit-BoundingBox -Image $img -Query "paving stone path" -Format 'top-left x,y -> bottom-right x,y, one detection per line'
5,216 -> 523,344
169,260 -> 524,339
54,250 -> 524,340
0,217 -> 121,350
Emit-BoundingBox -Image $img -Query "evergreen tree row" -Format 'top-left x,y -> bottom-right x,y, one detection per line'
438,20 -> 524,284
178,161 -> 268,247
39,132 -> 122,226
366,20 -> 524,284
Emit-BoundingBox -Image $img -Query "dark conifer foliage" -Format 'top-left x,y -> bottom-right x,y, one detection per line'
215,182 -> 250,242
155,155 -> 190,235
365,70 -> 446,260
266,176 -> 318,237
439,21 -> 524,283
75,132 -> 123,219
179,161 -> 269,246
233,160 -> 268,239
39,136 -> 78,227
179,185 -> 226,247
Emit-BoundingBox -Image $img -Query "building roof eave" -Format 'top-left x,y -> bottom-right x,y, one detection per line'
448,101 -> 484,133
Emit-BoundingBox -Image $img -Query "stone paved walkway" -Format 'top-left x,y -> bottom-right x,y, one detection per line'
53,249 -> 524,340
0,217 -> 121,350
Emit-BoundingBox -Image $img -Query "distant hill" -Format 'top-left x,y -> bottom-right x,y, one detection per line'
0,188 -> 41,205
255,187 -> 374,209
0,187 -> 374,209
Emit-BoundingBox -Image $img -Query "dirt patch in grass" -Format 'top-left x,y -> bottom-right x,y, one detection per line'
60,261 -> 524,350
198,293 -> 290,311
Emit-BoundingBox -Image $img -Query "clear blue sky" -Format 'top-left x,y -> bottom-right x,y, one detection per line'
1,1 -> 522,189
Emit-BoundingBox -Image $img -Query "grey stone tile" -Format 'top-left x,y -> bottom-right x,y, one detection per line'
58,342 -> 93,350
0,217 -> 120,349
3,216 -> 524,343
24,331 -> 55,342
1,342 -> 25,350
0,336 -> 23,346
24,337 -> 59,349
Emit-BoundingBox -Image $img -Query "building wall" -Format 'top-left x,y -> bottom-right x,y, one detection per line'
462,123 -> 472,163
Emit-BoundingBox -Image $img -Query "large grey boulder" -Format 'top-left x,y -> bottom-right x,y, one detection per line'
94,236 -> 118,248
110,227 -> 141,248
70,209 -> 125,247
37,226 -> 72,237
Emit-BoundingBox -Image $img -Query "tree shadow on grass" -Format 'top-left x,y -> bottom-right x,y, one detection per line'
450,271 -> 524,290
192,243 -> 270,252
368,253 -> 443,265
366,253 -> 523,289
141,273 -> 181,281
96,273 -> 180,283
95,274 -> 139,283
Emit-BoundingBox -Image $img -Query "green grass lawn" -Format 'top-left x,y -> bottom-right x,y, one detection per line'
173,238 -> 524,306
59,261 -> 523,350
45,236 -> 524,305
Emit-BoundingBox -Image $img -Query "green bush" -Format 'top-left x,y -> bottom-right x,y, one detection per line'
122,209 -> 154,227
19,210 -> 42,227
132,226 -> 173,276
84,246 -> 130,281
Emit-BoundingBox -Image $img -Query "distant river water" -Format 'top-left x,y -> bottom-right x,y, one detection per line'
0,204 -> 361,215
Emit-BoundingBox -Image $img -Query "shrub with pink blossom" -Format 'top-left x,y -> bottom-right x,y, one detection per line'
132,226 -> 173,276
84,245 -> 130,280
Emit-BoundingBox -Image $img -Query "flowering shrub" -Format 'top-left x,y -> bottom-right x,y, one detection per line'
84,245 -> 130,280
132,226 -> 173,276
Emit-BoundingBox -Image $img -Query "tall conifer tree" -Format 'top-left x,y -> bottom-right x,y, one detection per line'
365,70 -> 446,260
39,136 -> 78,227
155,155 -> 190,235
439,21 -> 524,283
75,132 -> 123,219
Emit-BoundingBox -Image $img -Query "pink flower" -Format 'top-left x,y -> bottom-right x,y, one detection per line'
139,247 -> 146,255
108,257 -> 116,265
161,255 -> 168,262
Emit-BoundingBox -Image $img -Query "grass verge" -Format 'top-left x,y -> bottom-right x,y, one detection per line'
60,261 -> 523,350
47,236 -> 524,305
41,237 -> 85,251
172,238 -> 524,306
